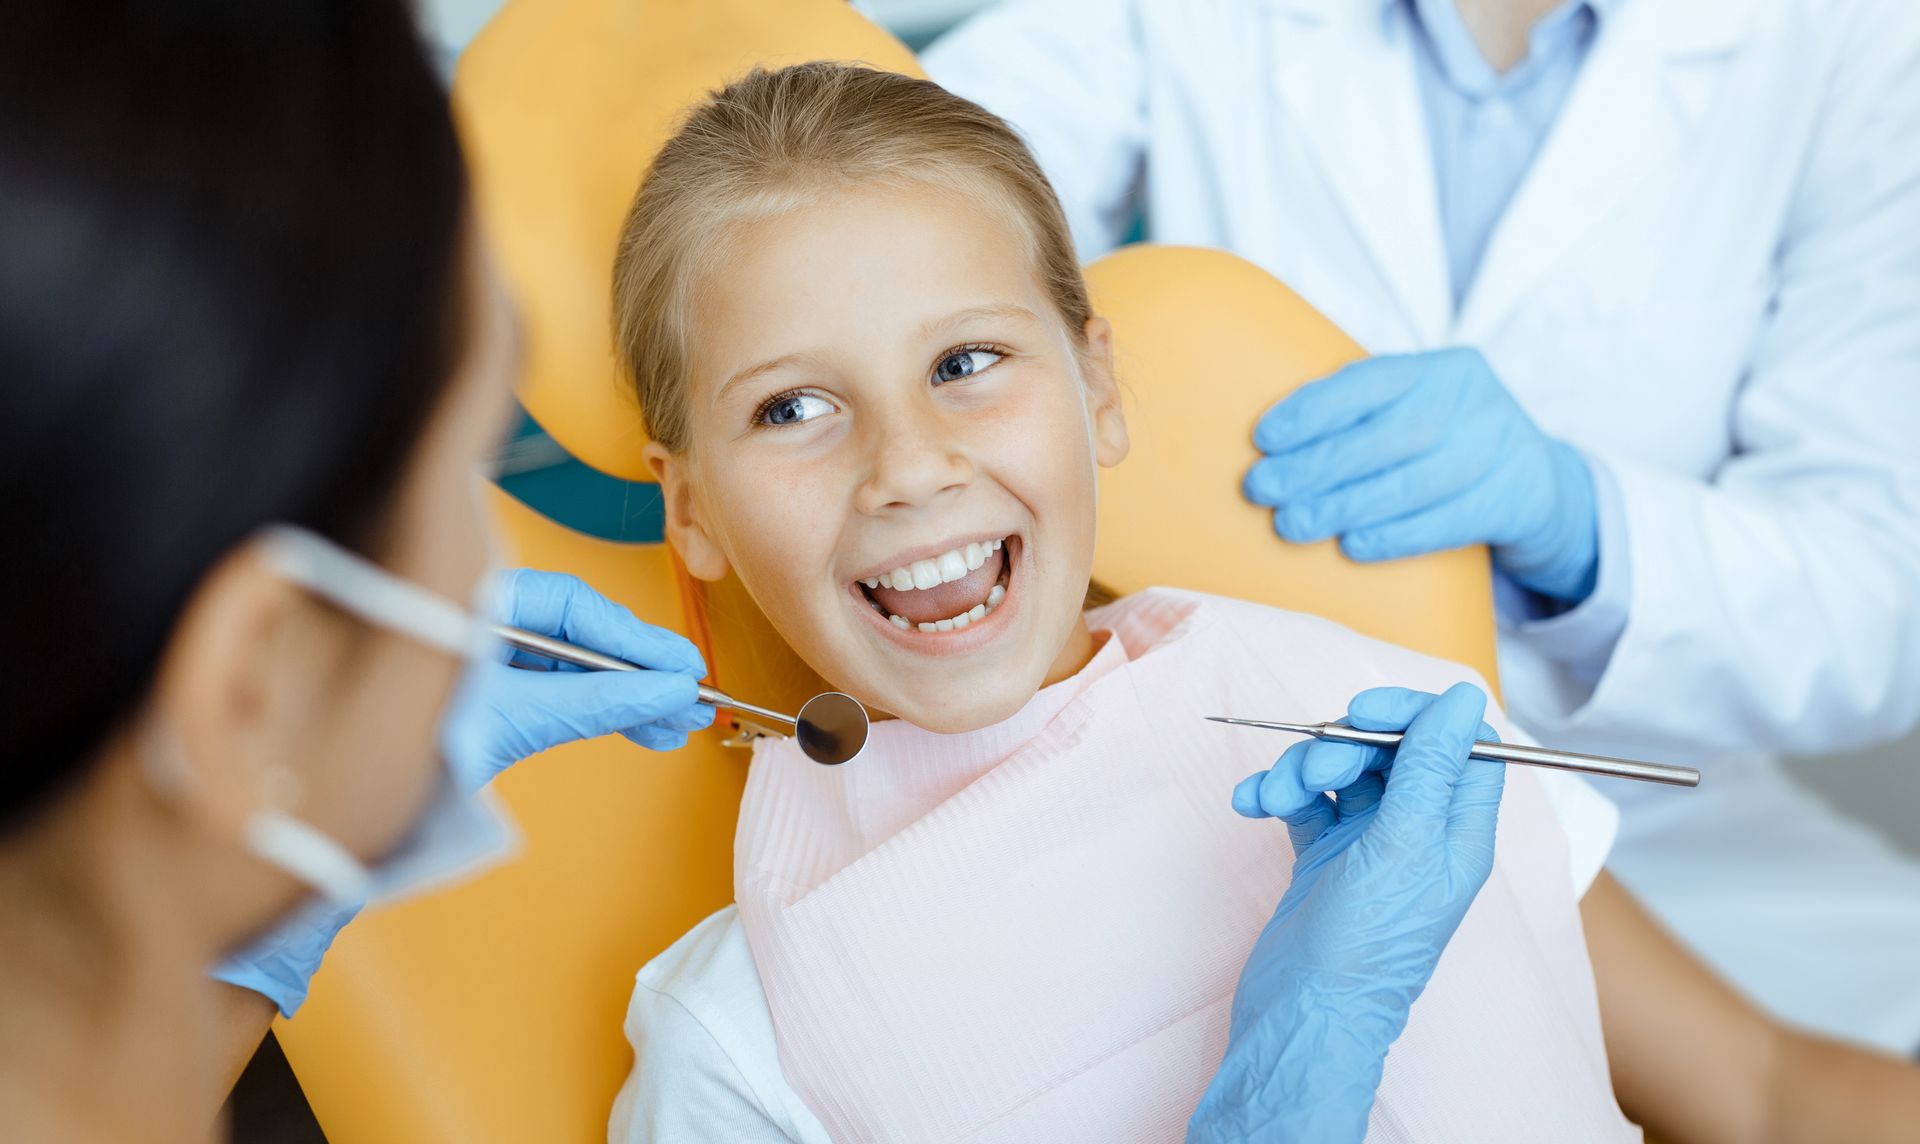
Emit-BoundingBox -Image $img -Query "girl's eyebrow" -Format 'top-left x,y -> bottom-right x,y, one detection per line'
714,350 -> 827,407
918,303 -> 1042,339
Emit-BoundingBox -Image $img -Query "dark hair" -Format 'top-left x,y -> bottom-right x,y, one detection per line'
0,1 -> 469,830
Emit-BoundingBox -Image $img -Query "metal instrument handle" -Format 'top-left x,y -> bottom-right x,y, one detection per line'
1308,723 -> 1701,788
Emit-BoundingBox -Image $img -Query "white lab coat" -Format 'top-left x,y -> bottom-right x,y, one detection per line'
926,0 -> 1920,1051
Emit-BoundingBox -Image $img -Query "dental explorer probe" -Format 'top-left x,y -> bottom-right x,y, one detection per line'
490,623 -> 870,765
1204,717 -> 1701,788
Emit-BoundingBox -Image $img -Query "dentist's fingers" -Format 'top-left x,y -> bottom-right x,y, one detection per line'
1346,686 -> 1436,729
622,725 -> 691,752
1252,356 -> 1428,454
1297,736 -> 1393,793
1264,442 -> 1497,543
1329,768 -> 1387,820
1232,740 -> 1318,819
497,569 -> 706,676
657,703 -> 718,734
483,666 -> 703,757
1230,771 -> 1268,817
1335,479 -> 1511,564
1445,744 -> 1505,881
1371,683 -> 1489,843
1280,792 -> 1338,855
1244,394 -> 1449,507
1345,687 -> 1499,744
1233,735 -> 1396,830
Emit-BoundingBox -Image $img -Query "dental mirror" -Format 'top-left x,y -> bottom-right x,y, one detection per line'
490,623 -> 871,766
791,691 -> 870,766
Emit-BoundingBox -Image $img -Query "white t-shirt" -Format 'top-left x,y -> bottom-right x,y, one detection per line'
607,772 -> 1617,1143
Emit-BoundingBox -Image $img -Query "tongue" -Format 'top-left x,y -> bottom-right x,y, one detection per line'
867,548 -> 1004,625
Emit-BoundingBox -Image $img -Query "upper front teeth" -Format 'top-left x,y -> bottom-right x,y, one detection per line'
864,538 -> 1003,592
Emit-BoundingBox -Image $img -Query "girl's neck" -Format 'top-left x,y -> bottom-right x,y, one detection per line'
0,816 -> 226,1143
1042,615 -> 1100,691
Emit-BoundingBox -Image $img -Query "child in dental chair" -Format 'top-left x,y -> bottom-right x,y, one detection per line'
607,63 -> 1919,1144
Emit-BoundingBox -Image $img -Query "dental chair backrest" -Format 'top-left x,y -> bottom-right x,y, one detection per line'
270,2 -> 1497,1142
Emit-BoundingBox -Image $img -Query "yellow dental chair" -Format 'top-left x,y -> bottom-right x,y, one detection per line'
269,2 -> 1497,1140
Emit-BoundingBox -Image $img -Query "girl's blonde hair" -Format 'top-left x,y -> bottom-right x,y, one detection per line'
612,62 -> 1093,452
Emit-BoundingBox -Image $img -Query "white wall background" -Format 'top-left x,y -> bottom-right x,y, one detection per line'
422,0 -> 1920,857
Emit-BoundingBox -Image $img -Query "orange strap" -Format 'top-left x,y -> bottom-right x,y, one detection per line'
669,543 -> 746,737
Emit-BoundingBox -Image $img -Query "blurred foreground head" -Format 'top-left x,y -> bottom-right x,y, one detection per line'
0,0 -> 473,833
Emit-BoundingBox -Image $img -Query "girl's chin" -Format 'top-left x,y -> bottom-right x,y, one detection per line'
855,675 -> 1036,735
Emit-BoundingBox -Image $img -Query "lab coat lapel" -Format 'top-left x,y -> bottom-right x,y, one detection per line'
1454,0 -> 1755,343
1267,0 -> 1452,347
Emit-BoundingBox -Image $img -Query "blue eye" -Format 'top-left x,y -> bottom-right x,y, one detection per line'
756,391 -> 834,427
933,346 -> 1005,385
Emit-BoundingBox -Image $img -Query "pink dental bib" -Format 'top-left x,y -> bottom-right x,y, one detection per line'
735,589 -> 1635,1142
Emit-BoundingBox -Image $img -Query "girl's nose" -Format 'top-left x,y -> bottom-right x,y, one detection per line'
854,414 -> 974,515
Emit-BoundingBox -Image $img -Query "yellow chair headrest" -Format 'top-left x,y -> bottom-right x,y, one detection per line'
1087,246 -> 1499,685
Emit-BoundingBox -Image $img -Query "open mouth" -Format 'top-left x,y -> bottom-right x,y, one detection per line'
853,536 -> 1014,634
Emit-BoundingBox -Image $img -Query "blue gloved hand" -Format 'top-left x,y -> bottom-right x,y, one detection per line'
210,895 -> 360,1018
440,568 -> 715,789
1244,349 -> 1599,602
1187,683 -> 1505,1144
214,570 -> 712,1017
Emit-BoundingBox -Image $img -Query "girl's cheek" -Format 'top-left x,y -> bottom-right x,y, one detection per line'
723,455 -> 839,566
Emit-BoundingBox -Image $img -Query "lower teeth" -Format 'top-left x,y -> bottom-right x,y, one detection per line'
900,583 -> 1006,633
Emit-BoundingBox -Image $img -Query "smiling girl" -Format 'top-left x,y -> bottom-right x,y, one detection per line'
605,63 -> 1919,1144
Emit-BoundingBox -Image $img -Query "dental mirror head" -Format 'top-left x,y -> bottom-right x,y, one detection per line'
487,624 -> 871,766
794,691 -> 869,765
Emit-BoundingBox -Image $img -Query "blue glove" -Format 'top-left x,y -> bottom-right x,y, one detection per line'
1187,683 -> 1505,1144
1244,349 -> 1599,602
210,895 -> 359,1018
440,568 -> 715,789
214,570 -> 712,1017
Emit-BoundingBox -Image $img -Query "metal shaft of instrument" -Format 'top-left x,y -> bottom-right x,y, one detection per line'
1311,723 -> 1699,787
698,690 -> 797,732
490,623 -> 797,731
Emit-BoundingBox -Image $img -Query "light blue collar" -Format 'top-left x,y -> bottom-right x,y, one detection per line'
1379,0 -> 1621,19
1390,0 -> 1610,97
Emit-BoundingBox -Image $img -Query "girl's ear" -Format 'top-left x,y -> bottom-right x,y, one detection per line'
1081,316 -> 1130,468
644,442 -> 731,582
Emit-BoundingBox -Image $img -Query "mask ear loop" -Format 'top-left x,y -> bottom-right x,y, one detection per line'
252,524 -> 495,661
242,811 -> 374,905
140,723 -> 377,907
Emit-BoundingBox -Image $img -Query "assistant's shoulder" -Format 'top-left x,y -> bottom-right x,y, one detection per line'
611,907 -> 827,1144
1790,0 -> 1920,34
1751,0 -> 1920,70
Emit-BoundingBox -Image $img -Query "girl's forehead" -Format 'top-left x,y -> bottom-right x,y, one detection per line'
689,183 -> 1057,377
